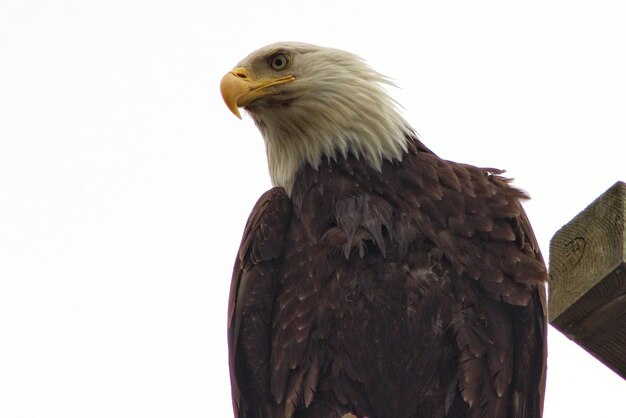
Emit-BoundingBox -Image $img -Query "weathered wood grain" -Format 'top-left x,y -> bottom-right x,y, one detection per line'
549,181 -> 626,379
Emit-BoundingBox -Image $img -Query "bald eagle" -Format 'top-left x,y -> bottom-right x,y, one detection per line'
220,43 -> 547,418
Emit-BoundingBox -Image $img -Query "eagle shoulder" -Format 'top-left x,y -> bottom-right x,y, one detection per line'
228,187 -> 292,418
396,149 -> 548,418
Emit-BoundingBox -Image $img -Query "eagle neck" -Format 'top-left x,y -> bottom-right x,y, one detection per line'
252,109 -> 414,196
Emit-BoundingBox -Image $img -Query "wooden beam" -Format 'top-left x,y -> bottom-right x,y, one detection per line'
549,181 -> 626,379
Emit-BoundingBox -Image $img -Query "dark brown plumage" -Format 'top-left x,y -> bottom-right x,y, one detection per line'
221,42 -> 547,418
228,138 -> 547,418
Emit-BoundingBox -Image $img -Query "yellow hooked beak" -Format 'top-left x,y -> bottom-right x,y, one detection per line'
220,67 -> 296,119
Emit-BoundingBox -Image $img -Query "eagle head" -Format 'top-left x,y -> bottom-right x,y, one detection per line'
220,42 -> 414,194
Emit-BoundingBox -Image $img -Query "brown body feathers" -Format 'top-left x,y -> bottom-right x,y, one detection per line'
228,137 -> 547,418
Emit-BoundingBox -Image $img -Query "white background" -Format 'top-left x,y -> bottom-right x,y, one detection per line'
1,1 -> 625,417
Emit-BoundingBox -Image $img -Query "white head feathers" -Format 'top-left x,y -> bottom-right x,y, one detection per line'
233,42 -> 415,194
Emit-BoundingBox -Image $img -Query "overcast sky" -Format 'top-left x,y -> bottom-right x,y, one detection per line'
1,1 -> 625,417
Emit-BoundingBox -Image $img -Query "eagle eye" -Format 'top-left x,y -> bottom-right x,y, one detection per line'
270,54 -> 289,70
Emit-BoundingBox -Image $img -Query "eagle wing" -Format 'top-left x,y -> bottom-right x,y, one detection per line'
311,145 -> 548,418
507,209 -> 547,418
405,153 -> 547,418
228,188 -> 292,418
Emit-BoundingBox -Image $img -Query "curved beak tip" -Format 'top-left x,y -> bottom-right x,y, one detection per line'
220,72 -> 248,119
